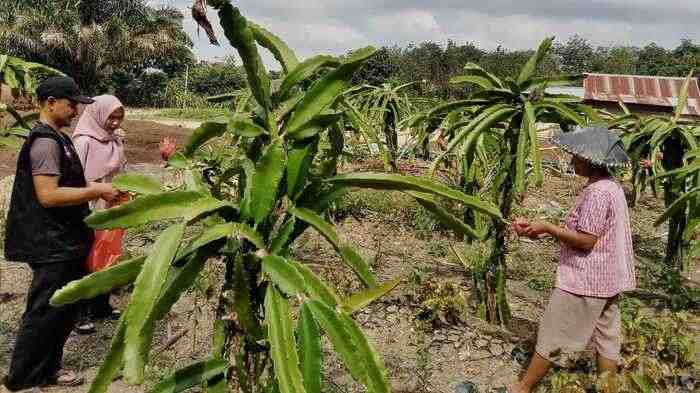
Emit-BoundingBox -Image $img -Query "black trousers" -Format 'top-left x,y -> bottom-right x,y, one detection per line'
4,260 -> 86,391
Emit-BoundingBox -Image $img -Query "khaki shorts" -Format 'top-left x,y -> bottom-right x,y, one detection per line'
536,288 -> 621,365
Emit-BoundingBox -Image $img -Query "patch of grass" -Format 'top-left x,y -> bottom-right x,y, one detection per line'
636,257 -> 700,311
425,238 -> 448,258
135,107 -> 230,122
0,319 -> 9,335
526,276 -> 554,292
332,189 -> 417,224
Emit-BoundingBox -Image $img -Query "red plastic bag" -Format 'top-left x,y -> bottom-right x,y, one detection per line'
85,229 -> 126,273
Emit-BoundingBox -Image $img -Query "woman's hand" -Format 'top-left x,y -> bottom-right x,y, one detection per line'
512,218 -> 552,239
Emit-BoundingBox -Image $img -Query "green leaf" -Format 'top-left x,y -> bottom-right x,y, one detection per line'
265,286 -> 307,393
278,55 -> 340,101
287,137 -> 319,200
461,63 -> 504,87
431,104 -> 517,173
217,4 -> 272,115
306,301 -> 365,383
525,101 -> 542,187
514,110 -> 531,195
450,75 -> 497,89
86,191 -> 233,230
426,99 -> 490,119
175,223 -> 233,261
50,256 -> 146,306
287,111 -> 343,141
342,278 -> 402,314
168,152 -> 189,169
536,101 -> 587,127
327,173 -> 502,219
575,104 -> 604,124
123,223 -> 185,384
249,22 -> 299,74
517,37 -> 554,86
184,169 -> 209,194
153,250 -> 209,321
276,94 -> 304,122
291,261 -> 341,307
289,207 -> 377,287
87,318 -> 127,393
284,47 -> 376,135
242,139 -> 285,224
86,251 -> 207,393
183,122 -> 228,157
228,115 -> 268,138
270,216 -> 297,255
232,223 -> 265,249
263,255 -> 307,297
337,312 -> 389,393
298,304 -> 322,393
656,187 -> 700,226
674,70 -> 694,122
147,359 -> 228,393
113,173 -> 163,195
630,373 -> 653,393
406,191 -> 486,240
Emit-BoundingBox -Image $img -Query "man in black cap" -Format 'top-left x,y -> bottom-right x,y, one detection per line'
3,76 -> 119,391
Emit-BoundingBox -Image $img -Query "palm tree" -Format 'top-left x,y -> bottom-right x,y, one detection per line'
0,0 -> 194,94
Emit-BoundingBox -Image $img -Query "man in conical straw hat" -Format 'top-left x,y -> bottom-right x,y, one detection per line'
507,126 -> 636,393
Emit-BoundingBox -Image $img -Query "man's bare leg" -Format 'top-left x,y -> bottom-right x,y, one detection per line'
597,354 -> 617,374
508,352 -> 553,393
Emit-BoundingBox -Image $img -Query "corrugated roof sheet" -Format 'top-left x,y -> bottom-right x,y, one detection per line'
583,73 -> 700,117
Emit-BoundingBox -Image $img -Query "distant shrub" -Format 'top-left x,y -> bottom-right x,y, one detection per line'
188,61 -> 246,97
115,70 -> 169,107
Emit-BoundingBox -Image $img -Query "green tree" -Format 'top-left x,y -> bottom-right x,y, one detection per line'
49,2 -> 501,392
554,35 -> 595,74
0,0 -> 194,94
351,46 -> 399,87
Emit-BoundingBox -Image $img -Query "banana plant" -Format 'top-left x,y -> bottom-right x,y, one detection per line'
343,82 -> 419,171
411,37 -> 595,326
609,71 -> 700,269
50,2 -> 501,392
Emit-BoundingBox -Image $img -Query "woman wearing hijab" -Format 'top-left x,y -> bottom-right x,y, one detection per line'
506,126 -> 636,393
72,95 -> 127,331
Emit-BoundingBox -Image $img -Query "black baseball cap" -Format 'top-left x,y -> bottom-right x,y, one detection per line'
36,76 -> 94,104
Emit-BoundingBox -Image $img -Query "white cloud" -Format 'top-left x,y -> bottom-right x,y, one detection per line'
150,0 -> 699,69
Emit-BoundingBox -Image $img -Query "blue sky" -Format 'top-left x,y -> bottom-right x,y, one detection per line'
149,1 -> 699,69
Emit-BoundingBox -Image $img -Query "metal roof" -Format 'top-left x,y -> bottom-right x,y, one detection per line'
583,73 -> 700,116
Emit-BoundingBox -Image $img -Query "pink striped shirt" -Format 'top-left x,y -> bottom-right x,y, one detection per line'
557,178 -> 636,298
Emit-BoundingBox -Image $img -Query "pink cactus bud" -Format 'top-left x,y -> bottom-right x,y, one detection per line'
159,137 -> 177,161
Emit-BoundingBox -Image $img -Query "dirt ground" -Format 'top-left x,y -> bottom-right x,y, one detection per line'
0,125 -> 698,393
0,119 -> 192,177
